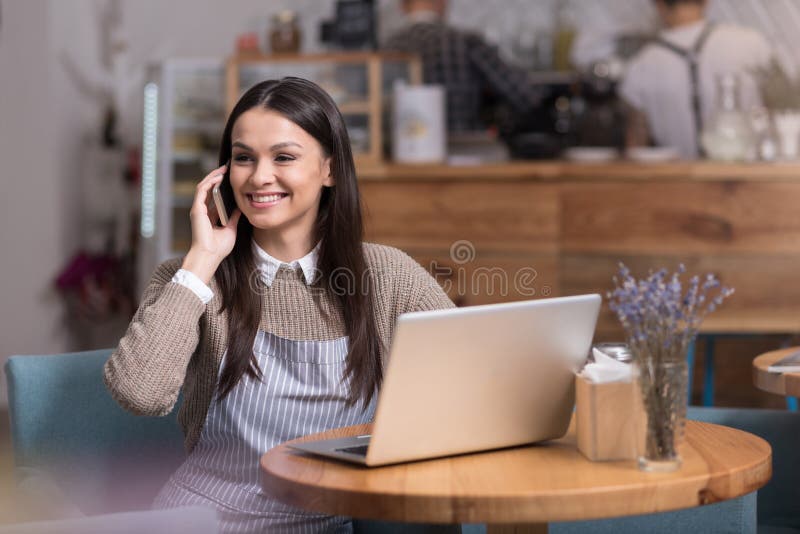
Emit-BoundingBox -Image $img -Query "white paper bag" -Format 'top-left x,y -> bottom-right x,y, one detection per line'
392,83 -> 446,163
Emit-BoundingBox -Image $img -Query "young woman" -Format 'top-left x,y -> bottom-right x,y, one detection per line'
104,77 -> 454,533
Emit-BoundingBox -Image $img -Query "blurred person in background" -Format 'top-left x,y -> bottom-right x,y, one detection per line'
383,0 -> 545,133
619,0 -> 772,159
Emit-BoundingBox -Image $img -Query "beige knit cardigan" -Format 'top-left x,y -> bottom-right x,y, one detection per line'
104,243 -> 454,452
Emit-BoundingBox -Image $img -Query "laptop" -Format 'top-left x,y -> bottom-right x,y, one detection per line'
289,293 -> 601,466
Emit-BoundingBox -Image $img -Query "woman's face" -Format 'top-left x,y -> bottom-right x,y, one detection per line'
229,107 -> 333,243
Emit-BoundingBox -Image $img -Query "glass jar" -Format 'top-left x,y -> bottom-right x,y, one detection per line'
636,359 -> 688,472
592,342 -> 632,363
750,107 -> 780,161
269,10 -> 301,54
700,73 -> 755,161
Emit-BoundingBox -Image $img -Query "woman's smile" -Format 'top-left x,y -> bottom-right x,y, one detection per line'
246,192 -> 289,207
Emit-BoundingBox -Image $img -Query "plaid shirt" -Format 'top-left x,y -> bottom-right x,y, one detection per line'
384,21 -> 543,132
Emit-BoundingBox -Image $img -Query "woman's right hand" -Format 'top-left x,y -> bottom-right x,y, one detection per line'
181,164 -> 242,284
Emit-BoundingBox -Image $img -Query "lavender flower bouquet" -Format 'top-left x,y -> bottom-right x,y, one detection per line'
608,264 -> 734,471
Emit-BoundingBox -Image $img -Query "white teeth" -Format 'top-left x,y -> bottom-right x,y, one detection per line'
251,194 -> 284,203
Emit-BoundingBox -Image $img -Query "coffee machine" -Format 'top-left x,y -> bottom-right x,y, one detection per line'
319,0 -> 377,50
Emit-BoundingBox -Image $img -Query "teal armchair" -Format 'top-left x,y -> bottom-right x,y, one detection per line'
4,349 -> 457,533
4,349 -> 185,516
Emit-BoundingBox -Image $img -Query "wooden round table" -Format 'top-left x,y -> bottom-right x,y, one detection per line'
260,420 -> 771,532
753,347 -> 800,397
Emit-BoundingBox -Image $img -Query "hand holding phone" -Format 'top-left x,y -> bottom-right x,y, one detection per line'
183,163 -> 239,284
212,182 -> 230,226
209,159 -> 235,227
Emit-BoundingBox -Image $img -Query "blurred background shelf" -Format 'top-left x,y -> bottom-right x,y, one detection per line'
225,52 -> 422,166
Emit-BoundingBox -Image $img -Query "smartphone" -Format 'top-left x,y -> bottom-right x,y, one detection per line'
211,161 -> 235,226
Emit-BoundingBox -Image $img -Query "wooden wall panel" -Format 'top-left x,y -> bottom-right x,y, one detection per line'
407,251 -> 559,307
362,177 -> 800,335
561,182 -> 800,254
562,254 -> 800,335
361,181 -> 559,253
562,254 -> 800,310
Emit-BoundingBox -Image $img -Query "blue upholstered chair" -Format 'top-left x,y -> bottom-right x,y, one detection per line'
4,349 -> 186,516
543,492 -> 758,534
4,349 -> 457,533
462,488 -> 758,534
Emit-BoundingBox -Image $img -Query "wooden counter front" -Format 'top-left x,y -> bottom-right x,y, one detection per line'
358,161 -> 800,336
357,161 -> 800,182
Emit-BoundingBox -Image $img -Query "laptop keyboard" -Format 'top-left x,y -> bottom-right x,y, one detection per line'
335,445 -> 369,456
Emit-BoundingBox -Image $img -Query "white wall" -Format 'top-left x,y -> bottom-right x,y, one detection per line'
0,0 -> 71,406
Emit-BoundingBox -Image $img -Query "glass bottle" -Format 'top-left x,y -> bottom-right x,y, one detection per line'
750,107 -> 780,161
552,0 -> 575,72
700,74 -> 755,161
269,10 -> 301,54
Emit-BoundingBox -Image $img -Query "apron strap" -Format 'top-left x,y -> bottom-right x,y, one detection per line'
652,23 -> 716,157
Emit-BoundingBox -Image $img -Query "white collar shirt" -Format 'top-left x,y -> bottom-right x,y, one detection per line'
252,240 -> 320,287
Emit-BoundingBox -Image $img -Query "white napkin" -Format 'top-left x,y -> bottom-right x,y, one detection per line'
579,348 -> 634,383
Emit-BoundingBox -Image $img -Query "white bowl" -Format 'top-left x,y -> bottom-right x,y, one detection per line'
563,147 -> 619,163
626,146 -> 680,162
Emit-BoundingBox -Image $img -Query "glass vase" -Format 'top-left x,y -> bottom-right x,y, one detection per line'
635,359 -> 688,472
700,73 -> 755,161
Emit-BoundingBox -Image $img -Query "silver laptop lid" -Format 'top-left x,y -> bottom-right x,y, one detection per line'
366,294 -> 601,466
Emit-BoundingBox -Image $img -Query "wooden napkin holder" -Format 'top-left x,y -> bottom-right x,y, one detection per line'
575,374 -> 645,461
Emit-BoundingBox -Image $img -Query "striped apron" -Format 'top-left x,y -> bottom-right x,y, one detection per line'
154,331 -> 375,533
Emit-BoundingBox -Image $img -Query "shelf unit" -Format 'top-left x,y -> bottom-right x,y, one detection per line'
225,52 -> 422,165
137,58 -> 226,292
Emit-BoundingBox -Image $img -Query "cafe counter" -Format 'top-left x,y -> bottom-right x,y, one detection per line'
357,161 -> 800,336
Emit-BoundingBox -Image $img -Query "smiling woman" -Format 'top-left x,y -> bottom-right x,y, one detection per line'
229,109 -> 334,254
102,77 -> 455,534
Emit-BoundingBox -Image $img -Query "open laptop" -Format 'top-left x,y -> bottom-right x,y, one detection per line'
289,293 -> 601,466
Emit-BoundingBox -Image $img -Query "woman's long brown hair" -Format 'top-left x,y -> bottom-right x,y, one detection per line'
213,78 -> 381,408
